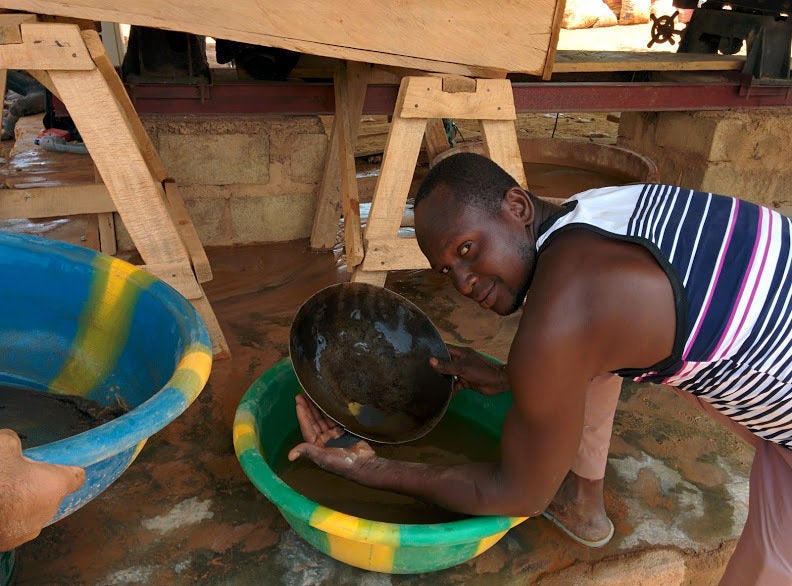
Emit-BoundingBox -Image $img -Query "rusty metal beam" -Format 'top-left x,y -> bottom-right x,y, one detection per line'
56,75 -> 792,117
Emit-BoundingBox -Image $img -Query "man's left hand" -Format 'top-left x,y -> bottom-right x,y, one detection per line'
288,395 -> 378,481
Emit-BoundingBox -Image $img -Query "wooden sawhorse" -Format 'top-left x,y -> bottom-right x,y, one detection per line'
0,17 -> 230,358
312,72 -> 528,286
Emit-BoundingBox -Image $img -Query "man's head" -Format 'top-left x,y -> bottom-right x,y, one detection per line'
414,152 -> 539,316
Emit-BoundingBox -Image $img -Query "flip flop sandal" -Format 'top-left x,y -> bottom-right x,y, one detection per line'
541,510 -> 615,548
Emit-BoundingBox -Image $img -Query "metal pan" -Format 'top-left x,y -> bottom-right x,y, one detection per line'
289,282 -> 453,444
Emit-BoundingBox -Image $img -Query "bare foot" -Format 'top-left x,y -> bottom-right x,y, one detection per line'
544,471 -> 612,544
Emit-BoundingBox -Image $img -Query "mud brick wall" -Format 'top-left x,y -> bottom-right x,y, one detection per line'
114,114 -> 328,250
617,110 -> 792,215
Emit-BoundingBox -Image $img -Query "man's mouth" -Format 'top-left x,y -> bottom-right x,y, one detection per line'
477,283 -> 496,309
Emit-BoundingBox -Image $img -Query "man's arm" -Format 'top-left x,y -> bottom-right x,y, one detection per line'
289,297 -> 596,516
290,231 -> 676,517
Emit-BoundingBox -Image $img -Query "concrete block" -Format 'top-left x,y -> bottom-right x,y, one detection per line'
159,133 -> 270,185
290,133 -> 328,183
230,192 -> 316,243
654,112 -> 718,158
700,163 -> 782,207
180,186 -> 233,247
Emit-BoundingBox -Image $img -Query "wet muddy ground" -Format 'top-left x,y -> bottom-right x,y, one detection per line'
7,237 -> 752,585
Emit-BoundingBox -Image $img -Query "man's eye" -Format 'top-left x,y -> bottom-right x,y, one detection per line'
460,243 -> 471,256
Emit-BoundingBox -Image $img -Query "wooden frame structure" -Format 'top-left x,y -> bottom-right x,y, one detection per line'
312,74 -> 529,286
0,17 -> 229,358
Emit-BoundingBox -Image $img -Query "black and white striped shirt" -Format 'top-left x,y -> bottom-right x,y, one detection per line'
537,183 -> 792,448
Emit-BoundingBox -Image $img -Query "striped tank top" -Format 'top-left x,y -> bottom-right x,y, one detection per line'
536,183 -> 792,448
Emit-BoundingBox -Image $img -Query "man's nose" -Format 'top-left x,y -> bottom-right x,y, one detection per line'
451,268 -> 477,297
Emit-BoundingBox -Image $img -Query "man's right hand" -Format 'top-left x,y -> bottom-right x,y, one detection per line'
430,345 -> 510,396
0,429 -> 85,551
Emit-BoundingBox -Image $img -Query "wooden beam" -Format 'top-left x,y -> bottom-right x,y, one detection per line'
362,117 -> 426,241
0,23 -> 94,70
0,183 -> 115,218
360,237 -> 429,272
164,181 -> 213,283
480,119 -> 527,188
423,118 -> 451,163
335,61 -> 367,268
80,29 -> 169,182
0,13 -> 37,43
310,61 -> 370,251
97,212 -> 116,255
552,50 -> 745,74
141,261 -> 203,300
25,69 -> 58,98
399,77 -> 516,121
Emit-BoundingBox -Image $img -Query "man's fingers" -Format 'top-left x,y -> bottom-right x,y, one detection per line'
429,356 -> 455,375
55,463 -> 85,494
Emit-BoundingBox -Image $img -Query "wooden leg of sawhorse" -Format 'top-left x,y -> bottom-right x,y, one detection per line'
351,75 -> 527,286
310,60 -> 370,260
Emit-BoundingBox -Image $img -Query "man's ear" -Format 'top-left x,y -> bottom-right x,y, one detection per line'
503,187 -> 534,225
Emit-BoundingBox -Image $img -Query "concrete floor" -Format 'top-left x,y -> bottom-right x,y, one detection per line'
11,239 -> 753,585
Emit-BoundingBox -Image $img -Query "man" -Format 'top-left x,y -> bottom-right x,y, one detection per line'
0,429 -> 84,551
290,152 -> 792,584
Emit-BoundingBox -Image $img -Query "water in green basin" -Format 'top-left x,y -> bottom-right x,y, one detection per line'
273,410 -> 501,524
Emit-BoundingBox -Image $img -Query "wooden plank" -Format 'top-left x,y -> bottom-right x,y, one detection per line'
0,13 -> 37,43
190,293 -> 231,360
541,0 -> 566,80
0,0 -> 557,76
552,50 -> 745,74
81,29 -> 169,182
48,65 -> 191,266
423,118 -> 451,164
164,180 -> 213,283
309,112 -> 344,249
310,61 -> 370,250
400,77 -> 516,121
362,112 -> 426,241
97,212 -> 116,254
83,213 -> 100,251
335,61 -> 366,268
360,237 -> 429,271
25,69 -> 58,98
0,183 -> 115,218
350,269 -> 388,286
0,23 -> 94,70
479,119 -> 527,188
140,261 -> 203,299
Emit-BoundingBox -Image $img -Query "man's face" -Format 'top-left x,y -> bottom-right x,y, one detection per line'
415,187 -> 536,316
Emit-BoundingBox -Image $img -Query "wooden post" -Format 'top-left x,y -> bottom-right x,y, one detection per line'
310,60 -> 370,252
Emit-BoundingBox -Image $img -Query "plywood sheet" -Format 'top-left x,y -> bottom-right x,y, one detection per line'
0,0 -> 562,76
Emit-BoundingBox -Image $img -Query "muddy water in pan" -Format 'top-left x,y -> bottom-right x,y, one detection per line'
274,410 -> 501,524
0,386 -> 128,449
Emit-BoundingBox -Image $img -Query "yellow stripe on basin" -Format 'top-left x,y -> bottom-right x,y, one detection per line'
50,256 -> 155,396
233,410 -> 259,455
170,344 -> 213,403
310,507 -> 399,570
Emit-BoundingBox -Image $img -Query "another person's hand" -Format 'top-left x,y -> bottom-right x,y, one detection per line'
0,429 -> 85,551
288,395 -> 377,481
430,345 -> 509,396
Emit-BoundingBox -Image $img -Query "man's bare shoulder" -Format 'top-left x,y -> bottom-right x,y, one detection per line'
516,227 -> 676,374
